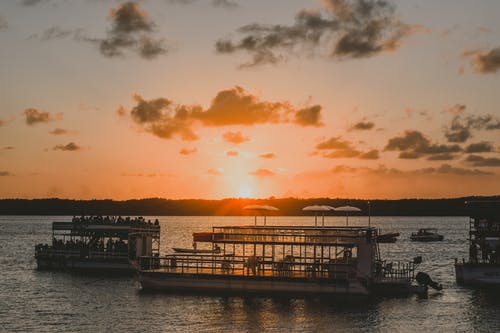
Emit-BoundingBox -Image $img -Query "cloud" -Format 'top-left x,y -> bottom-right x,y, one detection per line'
2,146 -> 14,151
314,137 -> 379,159
359,149 -> 379,159
465,142 -> 494,154
294,105 -> 324,127
226,150 -> 238,156
249,168 -> 275,177
259,152 -> 276,159
97,2 -> 168,59
385,130 -> 462,159
0,171 -> 13,176
121,86 -> 324,140
49,128 -> 72,135
426,153 -> 456,161
28,26 -> 85,42
215,0 -> 419,67
350,121 -> 375,131
167,0 -> 238,8
445,111 -> 500,143
124,94 -> 199,141
207,168 -> 222,175
223,131 -> 250,144
24,108 -> 62,125
465,155 -> 500,167
53,142 -> 81,151
0,16 -> 7,31
465,47 -> 500,74
331,163 -> 493,176
179,147 -> 197,155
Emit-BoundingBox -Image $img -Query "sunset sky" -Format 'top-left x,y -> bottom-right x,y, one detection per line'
1,0 -> 500,200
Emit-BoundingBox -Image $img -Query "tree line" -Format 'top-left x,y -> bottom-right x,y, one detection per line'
0,196 -> 498,216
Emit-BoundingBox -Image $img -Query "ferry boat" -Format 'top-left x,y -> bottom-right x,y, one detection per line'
455,201 -> 500,286
35,216 -> 160,274
138,222 -> 424,297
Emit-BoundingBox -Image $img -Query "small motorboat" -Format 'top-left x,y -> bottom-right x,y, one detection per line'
410,228 -> 444,242
377,232 -> 400,243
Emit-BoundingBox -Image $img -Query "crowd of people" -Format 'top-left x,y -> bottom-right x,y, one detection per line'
71,215 -> 160,227
36,237 -> 131,256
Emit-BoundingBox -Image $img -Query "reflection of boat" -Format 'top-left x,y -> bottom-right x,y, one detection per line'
410,228 -> 444,242
35,216 -> 160,274
139,221 -> 425,297
173,246 -> 221,254
456,201 -> 500,286
377,232 -> 400,243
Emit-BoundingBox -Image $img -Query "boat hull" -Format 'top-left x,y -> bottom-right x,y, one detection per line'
139,271 -> 370,296
455,262 -> 500,285
36,256 -> 136,275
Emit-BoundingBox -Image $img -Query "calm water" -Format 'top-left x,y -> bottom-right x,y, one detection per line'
1,215 -> 499,332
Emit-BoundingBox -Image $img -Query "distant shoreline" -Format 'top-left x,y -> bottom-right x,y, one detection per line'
0,196 -> 498,216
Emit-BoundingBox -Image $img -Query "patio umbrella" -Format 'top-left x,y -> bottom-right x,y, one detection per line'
334,205 -> 361,226
243,205 -> 279,226
302,205 -> 335,227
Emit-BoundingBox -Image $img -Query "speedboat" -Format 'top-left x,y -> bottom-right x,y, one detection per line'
410,228 -> 444,242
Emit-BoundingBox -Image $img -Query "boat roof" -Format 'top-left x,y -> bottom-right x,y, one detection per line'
52,221 -> 160,233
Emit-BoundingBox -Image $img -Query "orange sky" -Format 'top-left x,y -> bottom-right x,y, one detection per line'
0,1 -> 499,200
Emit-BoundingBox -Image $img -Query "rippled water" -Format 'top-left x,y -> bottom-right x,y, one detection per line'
1,216 -> 499,332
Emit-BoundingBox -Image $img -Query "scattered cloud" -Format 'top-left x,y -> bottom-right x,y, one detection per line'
249,168 -> 275,177
226,150 -> 239,156
121,172 -> 164,177
294,105 -> 324,127
24,108 -> 62,125
166,0 -> 238,8
207,168 -> 222,175
0,16 -> 7,31
179,147 -> 197,155
350,121 -> 375,131
426,153 -> 456,161
53,142 -> 81,151
0,171 -> 13,176
223,131 -> 250,144
359,149 -> 379,159
259,152 -> 276,159
314,137 -> 379,159
28,26 -> 85,42
385,130 -> 462,159
331,163 -> 493,176
216,0 -> 420,67
465,155 -> 500,167
97,2 -> 168,59
120,86 -> 324,140
465,142 -> 494,154
49,128 -> 73,135
2,146 -> 15,151
444,110 -> 500,143
464,47 -> 500,74
21,0 -> 49,5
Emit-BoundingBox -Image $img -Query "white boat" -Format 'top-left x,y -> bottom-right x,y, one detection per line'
455,201 -> 500,286
410,228 -> 444,242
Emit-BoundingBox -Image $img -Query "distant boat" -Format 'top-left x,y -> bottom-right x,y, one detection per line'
410,228 -> 444,242
377,232 -> 400,243
173,246 -> 221,254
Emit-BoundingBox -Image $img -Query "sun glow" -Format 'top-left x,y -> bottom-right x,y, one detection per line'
237,185 -> 253,198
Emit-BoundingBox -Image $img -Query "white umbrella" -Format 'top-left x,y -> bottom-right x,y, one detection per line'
302,205 -> 335,226
334,205 -> 361,226
243,205 -> 279,226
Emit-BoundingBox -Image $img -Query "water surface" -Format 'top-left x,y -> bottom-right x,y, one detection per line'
1,216 -> 499,332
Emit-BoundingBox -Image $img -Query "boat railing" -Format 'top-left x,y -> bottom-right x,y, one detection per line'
139,254 -> 357,281
35,247 -> 129,259
374,260 -> 416,282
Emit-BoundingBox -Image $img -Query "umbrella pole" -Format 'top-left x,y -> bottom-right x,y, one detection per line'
254,215 -> 257,226
315,213 -> 317,227
346,212 -> 349,226
322,213 -> 325,227
264,215 -> 267,226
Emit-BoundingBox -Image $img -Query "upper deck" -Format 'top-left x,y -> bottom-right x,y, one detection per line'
203,225 -> 377,247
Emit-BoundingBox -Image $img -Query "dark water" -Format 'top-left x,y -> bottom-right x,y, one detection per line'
1,216 -> 499,332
